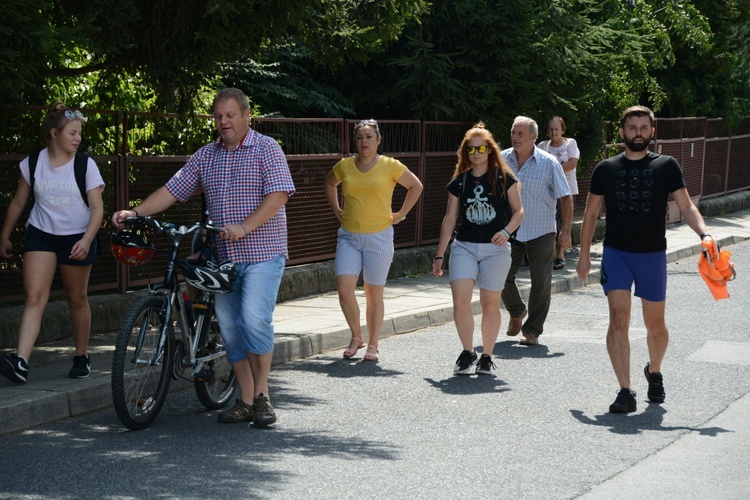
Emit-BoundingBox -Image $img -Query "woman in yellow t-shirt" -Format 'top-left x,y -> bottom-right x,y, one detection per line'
324,119 -> 423,361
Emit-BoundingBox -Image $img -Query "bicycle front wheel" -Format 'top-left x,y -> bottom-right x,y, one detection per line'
194,316 -> 237,409
111,295 -> 175,430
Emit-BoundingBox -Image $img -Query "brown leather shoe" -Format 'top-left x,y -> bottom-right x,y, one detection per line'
506,309 -> 527,337
519,332 -> 539,345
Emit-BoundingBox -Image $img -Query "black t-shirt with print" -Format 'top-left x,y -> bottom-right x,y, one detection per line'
590,152 -> 685,252
447,171 -> 517,243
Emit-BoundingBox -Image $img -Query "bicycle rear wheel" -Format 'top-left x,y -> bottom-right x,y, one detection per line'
194,316 -> 237,409
111,295 -> 174,430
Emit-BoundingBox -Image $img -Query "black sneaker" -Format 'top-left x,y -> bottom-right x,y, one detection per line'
252,393 -> 277,428
218,399 -> 254,423
0,354 -> 29,383
453,350 -> 478,375
609,388 -> 637,413
69,355 -> 91,379
644,362 -> 666,403
475,354 -> 496,375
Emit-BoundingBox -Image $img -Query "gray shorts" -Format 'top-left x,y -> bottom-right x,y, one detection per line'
449,239 -> 512,291
335,225 -> 394,286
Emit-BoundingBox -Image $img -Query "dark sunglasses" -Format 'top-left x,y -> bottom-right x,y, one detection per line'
466,145 -> 489,154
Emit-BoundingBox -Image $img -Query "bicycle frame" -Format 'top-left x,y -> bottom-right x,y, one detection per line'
127,218 -> 224,376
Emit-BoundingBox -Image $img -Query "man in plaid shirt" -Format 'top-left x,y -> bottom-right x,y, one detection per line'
112,88 -> 295,428
501,116 -> 572,346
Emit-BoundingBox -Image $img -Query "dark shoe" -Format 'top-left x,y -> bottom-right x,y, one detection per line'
453,350 -> 478,375
0,354 -> 29,383
644,362 -> 666,403
506,309 -> 527,337
218,399 -> 254,423
69,355 -> 91,379
252,393 -> 277,427
553,258 -> 565,270
609,388 -> 637,413
475,354 -> 496,375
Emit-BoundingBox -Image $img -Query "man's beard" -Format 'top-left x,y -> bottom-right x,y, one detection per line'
623,134 -> 652,152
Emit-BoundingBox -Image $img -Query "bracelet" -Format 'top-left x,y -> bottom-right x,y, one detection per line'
132,209 -> 139,217
397,212 -> 406,221
434,256 -> 443,260
700,232 -> 711,239
501,229 -> 511,238
240,223 -> 248,236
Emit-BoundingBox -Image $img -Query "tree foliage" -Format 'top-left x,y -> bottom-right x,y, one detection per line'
1,0 -> 749,166
301,0 -> 747,167
0,0 -> 428,113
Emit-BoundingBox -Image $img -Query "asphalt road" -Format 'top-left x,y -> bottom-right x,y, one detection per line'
1,241 -> 748,499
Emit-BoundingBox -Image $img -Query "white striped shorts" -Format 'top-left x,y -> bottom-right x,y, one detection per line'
335,225 -> 394,286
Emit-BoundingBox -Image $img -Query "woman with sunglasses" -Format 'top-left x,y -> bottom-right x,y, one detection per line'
325,119 -> 423,361
0,101 -> 105,384
433,123 -> 524,376
538,116 -> 579,270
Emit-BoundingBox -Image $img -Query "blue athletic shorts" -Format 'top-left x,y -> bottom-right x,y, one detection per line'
600,246 -> 667,302
22,224 -> 97,266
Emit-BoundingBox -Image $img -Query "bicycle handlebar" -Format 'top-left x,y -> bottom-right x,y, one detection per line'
122,216 -> 226,237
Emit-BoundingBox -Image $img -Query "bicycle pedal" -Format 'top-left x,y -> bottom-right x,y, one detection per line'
194,369 -> 215,382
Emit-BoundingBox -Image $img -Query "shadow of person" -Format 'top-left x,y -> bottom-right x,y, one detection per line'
570,403 -> 733,437
424,375 -> 510,396
493,339 -> 565,361
277,356 -> 404,379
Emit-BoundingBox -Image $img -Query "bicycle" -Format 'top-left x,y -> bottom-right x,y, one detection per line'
111,216 -> 237,430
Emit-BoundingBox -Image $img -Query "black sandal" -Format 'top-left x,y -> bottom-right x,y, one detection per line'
553,258 -> 565,270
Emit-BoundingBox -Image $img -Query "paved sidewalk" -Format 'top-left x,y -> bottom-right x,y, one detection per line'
1,210 -> 749,436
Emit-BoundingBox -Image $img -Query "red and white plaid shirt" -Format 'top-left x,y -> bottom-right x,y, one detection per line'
166,129 -> 296,264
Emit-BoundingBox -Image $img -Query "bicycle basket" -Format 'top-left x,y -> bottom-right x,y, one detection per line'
177,257 -> 236,293
111,228 -> 155,266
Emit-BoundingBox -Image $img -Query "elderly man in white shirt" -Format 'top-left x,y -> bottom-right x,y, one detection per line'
500,116 -> 572,345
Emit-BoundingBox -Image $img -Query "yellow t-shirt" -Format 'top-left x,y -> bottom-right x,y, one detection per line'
332,156 -> 408,233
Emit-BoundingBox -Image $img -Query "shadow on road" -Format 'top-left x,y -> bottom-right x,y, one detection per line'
570,403 -> 733,436
493,339 -> 565,360
424,375 -> 510,395
276,356 -> 405,379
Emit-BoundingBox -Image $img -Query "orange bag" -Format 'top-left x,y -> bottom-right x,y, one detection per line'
698,238 -> 736,300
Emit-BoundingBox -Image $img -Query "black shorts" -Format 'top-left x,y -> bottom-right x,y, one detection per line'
23,224 -> 97,266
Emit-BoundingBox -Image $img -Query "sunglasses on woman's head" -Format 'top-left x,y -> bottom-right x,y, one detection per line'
64,109 -> 87,122
466,145 -> 489,154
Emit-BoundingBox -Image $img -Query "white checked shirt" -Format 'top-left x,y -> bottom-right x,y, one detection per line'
501,146 -> 570,242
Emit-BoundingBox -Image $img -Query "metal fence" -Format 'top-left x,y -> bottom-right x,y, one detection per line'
1,107 -> 749,303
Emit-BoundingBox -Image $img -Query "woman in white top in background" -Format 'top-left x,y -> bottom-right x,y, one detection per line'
538,116 -> 579,270
0,101 -> 105,384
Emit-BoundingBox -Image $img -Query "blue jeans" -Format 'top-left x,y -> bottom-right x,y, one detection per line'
214,255 -> 286,361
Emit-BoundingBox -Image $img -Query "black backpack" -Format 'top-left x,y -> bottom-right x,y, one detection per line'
28,150 -> 90,207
